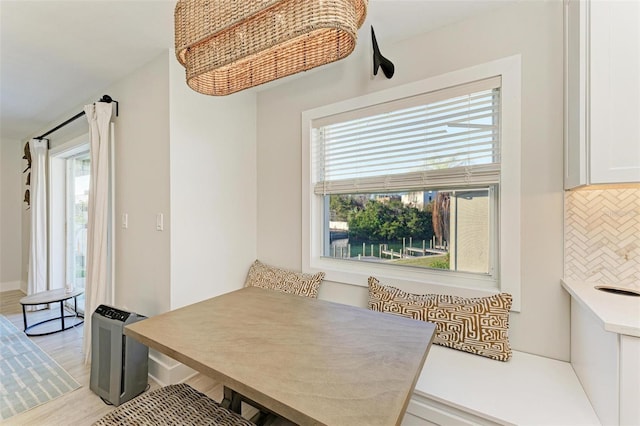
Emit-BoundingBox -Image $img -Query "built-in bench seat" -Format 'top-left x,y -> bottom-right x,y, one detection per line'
404,345 -> 601,426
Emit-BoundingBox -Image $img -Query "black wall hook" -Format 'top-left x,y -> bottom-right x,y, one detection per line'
372,26 -> 395,79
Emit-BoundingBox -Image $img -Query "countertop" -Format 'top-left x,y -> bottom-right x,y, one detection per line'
562,279 -> 640,337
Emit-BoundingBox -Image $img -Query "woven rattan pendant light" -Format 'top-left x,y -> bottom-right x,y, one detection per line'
175,0 -> 368,96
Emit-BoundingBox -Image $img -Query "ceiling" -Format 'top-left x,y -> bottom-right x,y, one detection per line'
0,0 -> 513,141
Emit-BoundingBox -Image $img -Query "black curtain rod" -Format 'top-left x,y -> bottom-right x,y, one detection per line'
35,95 -> 119,140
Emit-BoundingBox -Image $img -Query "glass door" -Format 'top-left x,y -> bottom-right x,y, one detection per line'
66,152 -> 90,311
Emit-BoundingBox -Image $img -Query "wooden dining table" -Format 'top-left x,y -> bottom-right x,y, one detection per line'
124,286 -> 436,426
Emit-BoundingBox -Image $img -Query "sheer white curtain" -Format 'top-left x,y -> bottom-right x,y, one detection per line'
27,139 -> 48,309
83,102 -> 114,363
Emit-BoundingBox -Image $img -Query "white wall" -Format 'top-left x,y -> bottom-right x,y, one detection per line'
11,49 -> 258,317
0,138 -> 24,291
256,1 -> 567,360
106,53 -> 172,317
103,50 -> 258,313
168,52 -> 257,309
34,51 -> 256,383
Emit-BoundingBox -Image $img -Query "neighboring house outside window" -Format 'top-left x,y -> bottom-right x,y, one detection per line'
302,56 -> 522,310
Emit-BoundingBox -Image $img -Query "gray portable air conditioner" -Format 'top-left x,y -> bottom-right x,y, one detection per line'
90,304 -> 148,406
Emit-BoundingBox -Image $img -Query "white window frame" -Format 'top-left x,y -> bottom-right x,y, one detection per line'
302,55 -> 522,311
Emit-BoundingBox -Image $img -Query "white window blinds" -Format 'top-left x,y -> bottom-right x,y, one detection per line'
312,76 -> 501,195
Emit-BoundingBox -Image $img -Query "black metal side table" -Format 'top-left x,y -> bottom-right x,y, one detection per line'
19,288 -> 84,336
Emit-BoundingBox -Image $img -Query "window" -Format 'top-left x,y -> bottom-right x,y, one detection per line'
325,188 -> 494,275
315,77 -> 500,279
303,56 -> 522,310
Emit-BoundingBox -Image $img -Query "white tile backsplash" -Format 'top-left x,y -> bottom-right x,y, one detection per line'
565,188 -> 640,288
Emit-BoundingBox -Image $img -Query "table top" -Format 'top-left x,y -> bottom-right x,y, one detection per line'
125,286 -> 436,426
20,288 -> 84,305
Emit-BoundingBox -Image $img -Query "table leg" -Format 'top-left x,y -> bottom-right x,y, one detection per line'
222,386 -> 281,425
22,305 -> 28,332
60,301 -> 65,330
222,387 -> 242,414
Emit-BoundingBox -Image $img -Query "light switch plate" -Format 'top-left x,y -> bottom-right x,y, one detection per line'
156,213 -> 164,231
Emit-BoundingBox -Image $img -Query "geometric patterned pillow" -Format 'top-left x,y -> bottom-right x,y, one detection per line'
368,277 -> 513,361
244,260 -> 325,298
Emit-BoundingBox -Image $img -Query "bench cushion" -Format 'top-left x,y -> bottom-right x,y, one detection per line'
368,277 -> 512,361
93,384 -> 253,426
410,345 -> 600,425
245,260 -> 325,298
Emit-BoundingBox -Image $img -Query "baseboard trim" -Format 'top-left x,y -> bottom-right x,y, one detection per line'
0,280 -> 22,292
148,352 -> 196,386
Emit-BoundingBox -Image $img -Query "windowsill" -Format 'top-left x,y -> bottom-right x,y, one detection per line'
307,256 -> 520,312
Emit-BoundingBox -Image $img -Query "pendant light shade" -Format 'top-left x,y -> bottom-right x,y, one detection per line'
175,0 -> 368,96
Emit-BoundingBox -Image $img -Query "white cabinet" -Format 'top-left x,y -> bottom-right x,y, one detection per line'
571,298 -> 640,426
570,298 -> 619,425
620,335 -> 640,426
564,0 -> 640,189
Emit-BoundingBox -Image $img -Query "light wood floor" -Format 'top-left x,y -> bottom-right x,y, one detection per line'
0,290 -> 224,426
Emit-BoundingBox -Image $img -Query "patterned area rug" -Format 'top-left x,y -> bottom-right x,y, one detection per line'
0,314 -> 80,420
